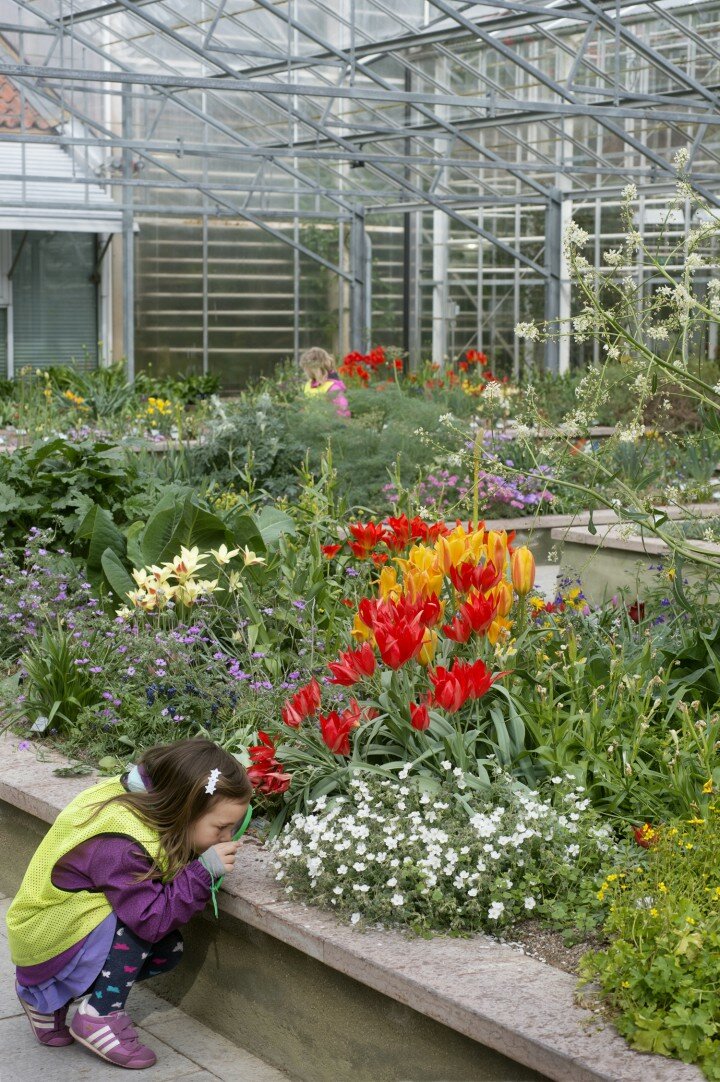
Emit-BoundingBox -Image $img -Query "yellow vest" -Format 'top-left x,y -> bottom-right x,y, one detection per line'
6,777 -> 166,967
303,378 -> 335,398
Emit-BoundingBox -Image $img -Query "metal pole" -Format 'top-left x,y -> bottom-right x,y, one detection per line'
350,209 -> 368,352
121,85 -> 135,381
544,189 -> 562,374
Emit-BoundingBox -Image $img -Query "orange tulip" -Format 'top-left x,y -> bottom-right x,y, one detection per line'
493,581 -> 514,617
510,546 -> 536,596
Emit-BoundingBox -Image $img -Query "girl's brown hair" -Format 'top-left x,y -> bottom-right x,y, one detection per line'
299,347 -> 335,383
93,737 -> 252,881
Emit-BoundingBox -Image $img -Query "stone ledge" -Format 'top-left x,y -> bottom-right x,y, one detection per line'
459,503 -> 718,535
551,522 -> 720,556
0,734 -> 702,1082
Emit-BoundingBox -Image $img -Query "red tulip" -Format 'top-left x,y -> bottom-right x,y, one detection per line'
409,701 -> 430,731
459,591 -> 499,635
628,601 -> 645,624
281,677 -> 322,727
347,521 -> 388,558
247,731 -> 292,794
429,659 -> 506,712
322,544 -> 343,558
374,616 -> 426,669
448,559 -> 501,595
319,705 -> 360,755
428,665 -> 467,712
442,613 -> 473,643
384,514 -> 411,551
460,658 -> 507,699
328,643 -> 376,686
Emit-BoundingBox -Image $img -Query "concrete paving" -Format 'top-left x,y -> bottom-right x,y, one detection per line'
0,892 -> 290,1082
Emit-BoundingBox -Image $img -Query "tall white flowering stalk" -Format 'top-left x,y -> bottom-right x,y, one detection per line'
513,156 -> 720,571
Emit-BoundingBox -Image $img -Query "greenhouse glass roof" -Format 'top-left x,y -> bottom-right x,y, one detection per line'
0,0 -> 719,376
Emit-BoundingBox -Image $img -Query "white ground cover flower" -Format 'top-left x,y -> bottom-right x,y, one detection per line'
270,774 -> 627,935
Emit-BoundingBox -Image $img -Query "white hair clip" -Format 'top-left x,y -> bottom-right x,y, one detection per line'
205,768 -> 221,795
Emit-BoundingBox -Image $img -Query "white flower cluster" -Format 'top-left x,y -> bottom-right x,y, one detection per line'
515,321 -> 540,341
270,774 -> 621,935
564,220 -> 590,249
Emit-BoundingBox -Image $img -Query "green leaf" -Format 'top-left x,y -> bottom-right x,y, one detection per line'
76,503 -> 126,573
253,506 -> 297,546
101,548 -> 136,604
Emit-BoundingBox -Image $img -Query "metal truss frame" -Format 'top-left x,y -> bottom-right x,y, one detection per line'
0,0 -> 718,368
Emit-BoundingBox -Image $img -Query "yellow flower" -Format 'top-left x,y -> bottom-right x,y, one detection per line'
621,981 -> 630,989
378,566 -> 401,601
510,546 -> 535,596
350,612 -> 373,642
418,628 -> 438,666
487,616 -> 512,646
242,546 -> 266,567
169,546 -> 207,582
686,817 -> 705,825
210,544 -> 240,566
493,581 -> 514,618
658,882 -> 668,894
702,778 -> 714,794
649,908 -> 659,917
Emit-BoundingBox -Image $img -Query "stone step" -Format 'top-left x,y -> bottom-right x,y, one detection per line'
0,894 -> 290,1082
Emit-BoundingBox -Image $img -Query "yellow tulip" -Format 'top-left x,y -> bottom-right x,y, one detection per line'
510,546 -> 536,596
378,566 -> 401,601
493,580 -> 514,617
408,567 -> 443,602
486,531 -> 509,576
418,628 -> 438,666
487,616 -> 512,646
435,531 -> 468,573
351,612 -> 373,642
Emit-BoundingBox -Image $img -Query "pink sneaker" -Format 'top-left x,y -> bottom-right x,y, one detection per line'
17,992 -> 74,1046
69,1005 -> 157,1069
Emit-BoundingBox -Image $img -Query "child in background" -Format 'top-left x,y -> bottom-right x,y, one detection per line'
300,347 -> 351,418
6,737 -> 252,1070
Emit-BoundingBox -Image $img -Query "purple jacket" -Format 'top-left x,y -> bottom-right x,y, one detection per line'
15,766 -> 212,1006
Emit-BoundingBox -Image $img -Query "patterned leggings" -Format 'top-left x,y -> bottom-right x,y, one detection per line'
87,922 -> 184,1015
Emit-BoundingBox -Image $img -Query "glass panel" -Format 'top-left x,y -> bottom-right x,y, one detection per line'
11,232 -> 98,371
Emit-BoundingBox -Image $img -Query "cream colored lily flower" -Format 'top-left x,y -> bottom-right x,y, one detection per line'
242,546 -> 266,567
170,546 -> 208,583
211,543 -> 240,566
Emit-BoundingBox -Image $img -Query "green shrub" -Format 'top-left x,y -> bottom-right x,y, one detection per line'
582,810 -> 720,1079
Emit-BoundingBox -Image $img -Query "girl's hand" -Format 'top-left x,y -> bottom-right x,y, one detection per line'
212,841 -> 240,873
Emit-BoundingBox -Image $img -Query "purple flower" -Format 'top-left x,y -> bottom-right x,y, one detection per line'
18,740 -> 31,751
292,600 -> 306,610
89,666 -> 103,674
